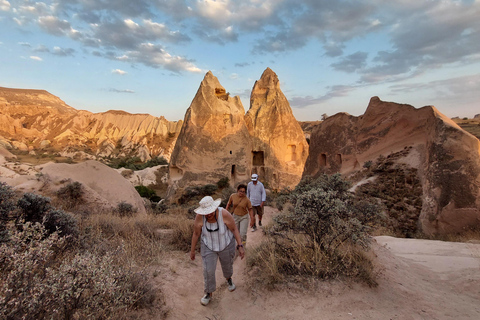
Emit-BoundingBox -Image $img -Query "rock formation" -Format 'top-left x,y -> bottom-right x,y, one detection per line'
0,87 -> 182,161
304,96 -> 480,235
168,71 -> 253,197
168,68 -> 309,198
245,68 -> 309,189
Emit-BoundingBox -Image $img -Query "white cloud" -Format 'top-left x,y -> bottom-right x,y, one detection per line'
125,42 -> 202,73
112,69 -> 127,75
0,0 -> 10,11
38,16 -> 72,36
30,56 -> 42,61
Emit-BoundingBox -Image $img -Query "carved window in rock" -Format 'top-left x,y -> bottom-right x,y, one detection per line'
286,144 -> 297,162
319,153 -> 327,167
231,165 -> 236,175
335,154 -> 342,165
252,151 -> 265,166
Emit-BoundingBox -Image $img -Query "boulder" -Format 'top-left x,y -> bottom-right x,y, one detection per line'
41,160 -> 146,214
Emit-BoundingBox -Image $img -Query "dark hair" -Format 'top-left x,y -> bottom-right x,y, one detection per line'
237,184 -> 247,192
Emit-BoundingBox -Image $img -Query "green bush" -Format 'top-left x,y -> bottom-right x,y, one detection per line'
249,174 -> 380,287
56,181 -> 84,208
0,222 -> 154,319
216,177 -> 230,189
43,209 -> 79,239
200,184 -> 218,196
17,193 -> 52,223
108,156 -> 168,170
135,185 -> 156,199
0,182 -> 16,222
115,202 -> 136,217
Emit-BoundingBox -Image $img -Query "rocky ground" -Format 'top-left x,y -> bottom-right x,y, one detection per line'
153,207 -> 480,320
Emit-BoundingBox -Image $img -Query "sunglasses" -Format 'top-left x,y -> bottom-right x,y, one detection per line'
205,212 -> 219,232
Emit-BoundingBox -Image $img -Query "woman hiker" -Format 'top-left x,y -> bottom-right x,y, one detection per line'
226,184 -> 254,247
190,196 -> 245,306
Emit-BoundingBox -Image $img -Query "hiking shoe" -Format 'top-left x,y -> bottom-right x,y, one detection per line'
258,220 -> 262,227
251,226 -> 257,232
200,293 -> 211,306
227,278 -> 236,292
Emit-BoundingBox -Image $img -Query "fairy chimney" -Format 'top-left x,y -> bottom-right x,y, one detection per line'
245,68 -> 309,189
168,71 -> 252,196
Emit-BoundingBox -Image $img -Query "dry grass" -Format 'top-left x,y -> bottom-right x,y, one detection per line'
247,233 -> 378,290
80,208 -> 194,266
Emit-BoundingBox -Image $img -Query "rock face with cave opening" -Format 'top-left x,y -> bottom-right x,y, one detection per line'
167,71 -> 253,199
245,68 -> 309,190
303,96 -> 480,235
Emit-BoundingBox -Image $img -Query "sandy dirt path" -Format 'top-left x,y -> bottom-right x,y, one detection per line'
154,207 -> 480,320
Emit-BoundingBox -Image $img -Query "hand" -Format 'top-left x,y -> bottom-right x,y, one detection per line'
238,247 -> 245,259
190,250 -> 196,261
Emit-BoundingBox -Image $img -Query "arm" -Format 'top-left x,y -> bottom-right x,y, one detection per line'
222,209 -> 245,259
261,184 -> 266,207
226,194 -> 233,212
190,215 -> 203,260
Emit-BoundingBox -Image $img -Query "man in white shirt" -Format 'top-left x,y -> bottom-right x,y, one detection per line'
247,173 -> 266,232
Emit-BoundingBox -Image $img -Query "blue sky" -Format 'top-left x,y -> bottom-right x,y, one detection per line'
0,0 -> 479,121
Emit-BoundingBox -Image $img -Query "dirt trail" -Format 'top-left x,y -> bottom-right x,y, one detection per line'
154,207 -> 480,320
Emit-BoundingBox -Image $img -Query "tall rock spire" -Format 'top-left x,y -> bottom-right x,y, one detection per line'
168,71 -> 252,196
245,68 -> 309,189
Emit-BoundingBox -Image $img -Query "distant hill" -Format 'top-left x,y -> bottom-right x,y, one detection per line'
0,86 -> 182,163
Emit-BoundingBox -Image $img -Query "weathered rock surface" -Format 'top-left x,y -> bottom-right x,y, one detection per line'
41,160 -> 146,214
304,96 -> 480,235
0,87 -> 182,161
245,68 -> 309,189
168,71 -> 252,197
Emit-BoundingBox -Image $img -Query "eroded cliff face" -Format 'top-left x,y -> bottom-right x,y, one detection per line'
245,68 -> 309,189
304,96 -> 480,235
0,87 -> 182,161
168,71 -> 253,198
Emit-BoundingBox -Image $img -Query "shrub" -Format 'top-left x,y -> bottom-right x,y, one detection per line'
135,185 -> 156,199
216,177 -> 230,189
115,202 -> 136,217
248,174 -> 380,287
0,222 -> 158,319
43,209 -> 79,239
200,184 -> 218,196
56,181 -> 84,208
1,183 -> 16,241
0,182 -> 16,222
363,160 -> 373,169
17,193 -> 52,223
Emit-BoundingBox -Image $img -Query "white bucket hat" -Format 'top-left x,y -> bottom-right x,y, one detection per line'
251,173 -> 258,181
194,196 -> 222,215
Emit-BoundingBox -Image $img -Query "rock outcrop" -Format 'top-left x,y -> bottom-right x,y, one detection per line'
0,87 -> 182,161
168,72 -> 253,197
304,97 -> 480,235
245,68 -> 309,189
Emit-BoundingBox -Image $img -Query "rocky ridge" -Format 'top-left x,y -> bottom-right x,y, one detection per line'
304,96 -> 480,234
0,86 -> 182,161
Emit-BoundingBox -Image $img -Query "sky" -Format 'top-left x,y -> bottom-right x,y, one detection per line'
0,0 -> 479,122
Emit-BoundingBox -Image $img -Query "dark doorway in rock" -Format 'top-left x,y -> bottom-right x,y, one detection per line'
320,153 -> 327,167
252,151 -> 265,166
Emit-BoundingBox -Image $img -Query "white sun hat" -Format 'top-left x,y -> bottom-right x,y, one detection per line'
194,196 -> 222,215
251,173 -> 258,181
